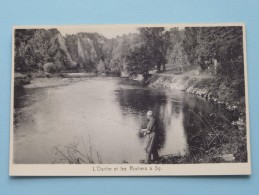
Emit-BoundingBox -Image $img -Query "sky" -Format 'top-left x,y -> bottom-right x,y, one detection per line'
58,25 -> 139,38
58,25 -> 182,38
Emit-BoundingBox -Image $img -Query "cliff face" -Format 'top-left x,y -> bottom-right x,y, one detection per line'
65,33 -> 108,71
14,28 -> 140,73
56,33 -> 77,67
64,32 -> 142,74
77,37 -> 98,64
41,32 -> 78,72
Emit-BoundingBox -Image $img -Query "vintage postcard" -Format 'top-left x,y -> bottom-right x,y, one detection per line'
10,23 -> 251,176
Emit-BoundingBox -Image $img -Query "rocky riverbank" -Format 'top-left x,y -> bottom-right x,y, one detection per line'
147,73 -> 246,123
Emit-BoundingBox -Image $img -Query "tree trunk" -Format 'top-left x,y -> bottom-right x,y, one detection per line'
157,64 -> 161,73
162,64 -> 166,72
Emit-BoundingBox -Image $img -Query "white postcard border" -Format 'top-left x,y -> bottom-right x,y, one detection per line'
9,23 -> 251,176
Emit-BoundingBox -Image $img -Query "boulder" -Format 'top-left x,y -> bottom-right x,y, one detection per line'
213,154 -> 235,162
133,74 -> 144,82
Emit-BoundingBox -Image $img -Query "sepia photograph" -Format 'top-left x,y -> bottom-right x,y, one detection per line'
10,24 -> 250,176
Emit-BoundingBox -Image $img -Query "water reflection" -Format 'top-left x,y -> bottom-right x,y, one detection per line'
116,86 -> 190,157
160,101 -> 188,156
14,77 -> 228,164
115,82 -> 227,159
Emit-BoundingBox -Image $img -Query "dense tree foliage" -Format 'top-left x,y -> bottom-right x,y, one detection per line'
107,33 -> 142,75
183,26 -> 244,75
96,59 -> 106,74
126,45 -> 153,76
138,27 -> 167,72
14,26 -> 244,77
195,27 -> 243,62
15,29 -> 73,72
165,28 -> 190,67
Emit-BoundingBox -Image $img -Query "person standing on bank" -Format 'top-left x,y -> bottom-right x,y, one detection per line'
140,111 -> 159,163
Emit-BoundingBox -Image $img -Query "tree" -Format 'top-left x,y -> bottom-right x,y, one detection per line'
182,26 -> 243,75
138,27 -> 167,72
182,27 -> 200,66
165,28 -> 190,68
108,33 -> 142,74
14,29 -> 72,73
96,59 -> 106,73
126,45 -> 153,76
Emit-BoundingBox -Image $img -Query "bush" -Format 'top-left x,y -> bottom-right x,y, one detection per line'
43,62 -> 64,73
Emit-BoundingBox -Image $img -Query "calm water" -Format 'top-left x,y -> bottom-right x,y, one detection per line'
14,77 -> 224,164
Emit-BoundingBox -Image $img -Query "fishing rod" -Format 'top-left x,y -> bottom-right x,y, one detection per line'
76,90 -> 146,131
80,111 -> 141,131
101,116 -> 140,130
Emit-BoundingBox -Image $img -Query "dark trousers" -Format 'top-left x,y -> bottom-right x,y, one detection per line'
145,132 -> 159,163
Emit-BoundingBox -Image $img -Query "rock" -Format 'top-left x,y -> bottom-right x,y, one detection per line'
232,105 -> 238,110
213,154 -> 235,162
236,118 -> 244,126
121,71 -> 129,78
57,33 -> 77,67
220,154 -> 235,162
232,118 -> 245,130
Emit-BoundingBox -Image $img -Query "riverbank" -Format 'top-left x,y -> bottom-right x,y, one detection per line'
147,71 -> 246,121
15,71 -> 247,122
144,71 -> 247,164
14,72 -> 97,88
157,109 -> 247,164
13,73 -> 247,164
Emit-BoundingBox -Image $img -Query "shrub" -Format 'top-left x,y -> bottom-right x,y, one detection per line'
43,62 -> 64,73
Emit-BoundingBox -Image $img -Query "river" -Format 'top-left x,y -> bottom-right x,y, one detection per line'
13,76 -> 231,164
